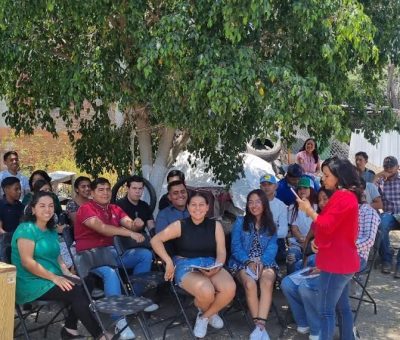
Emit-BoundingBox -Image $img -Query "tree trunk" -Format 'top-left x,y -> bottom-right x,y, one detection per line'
135,107 -> 153,179
387,63 -> 399,109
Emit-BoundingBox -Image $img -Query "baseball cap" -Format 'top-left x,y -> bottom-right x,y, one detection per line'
287,163 -> 304,178
260,173 -> 277,184
383,156 -> 398,169
298,176 -> 314,189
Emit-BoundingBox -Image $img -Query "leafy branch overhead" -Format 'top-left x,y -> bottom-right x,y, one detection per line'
0,1 -> 398,183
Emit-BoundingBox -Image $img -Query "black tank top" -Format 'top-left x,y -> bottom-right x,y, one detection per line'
174,217 -> 216,258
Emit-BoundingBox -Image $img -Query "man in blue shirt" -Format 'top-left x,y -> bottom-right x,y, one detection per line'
155,180 -> 189,233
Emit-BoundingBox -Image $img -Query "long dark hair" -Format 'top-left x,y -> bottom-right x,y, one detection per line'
32,179 -> 52,193
321,157 -> 363,202
290,186 -> 317,223
22,191 -> 56,229
300,138 -> 319,164
243,189 -> 276,236
28,170 -> 51,190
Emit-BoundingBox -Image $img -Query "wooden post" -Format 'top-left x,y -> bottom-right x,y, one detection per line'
0,262 -> 16,340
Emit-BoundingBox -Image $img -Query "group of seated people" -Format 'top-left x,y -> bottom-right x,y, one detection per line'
0,147 -> 394,340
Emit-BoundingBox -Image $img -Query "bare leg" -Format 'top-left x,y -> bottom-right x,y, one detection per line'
201,268 -> 236,318
180,272 -> 216,312
257,268 -> 276,326
238,269 -> 259,319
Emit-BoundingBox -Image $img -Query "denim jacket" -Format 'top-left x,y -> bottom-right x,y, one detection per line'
228,216 -> 278,268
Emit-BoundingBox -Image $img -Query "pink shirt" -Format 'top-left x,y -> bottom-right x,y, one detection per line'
296,150 -> 319,174
75,200 -> 127,251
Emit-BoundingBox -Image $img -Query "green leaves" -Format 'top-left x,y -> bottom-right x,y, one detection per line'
0,0 -> 397,184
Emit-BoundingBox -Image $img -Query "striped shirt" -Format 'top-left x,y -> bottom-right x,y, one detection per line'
378,173 -> 400,213
357,203 -> 380,261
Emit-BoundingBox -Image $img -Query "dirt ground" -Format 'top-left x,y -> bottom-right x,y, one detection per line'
16,233 -> 400,340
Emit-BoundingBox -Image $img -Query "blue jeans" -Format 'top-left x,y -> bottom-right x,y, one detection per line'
287,245 -> 303,274
379,213 -> 400,267
319,271 -> 353,340
92,246 -> 152,297
281,274 -> 320,336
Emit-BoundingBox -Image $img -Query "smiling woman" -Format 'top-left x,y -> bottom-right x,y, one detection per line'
11,191 -> 106,339
151,191 -> 236,338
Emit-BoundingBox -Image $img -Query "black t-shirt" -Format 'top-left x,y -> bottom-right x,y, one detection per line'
0,198 -> 25,233
116,197 -> 154,225
174,217 -> 216,258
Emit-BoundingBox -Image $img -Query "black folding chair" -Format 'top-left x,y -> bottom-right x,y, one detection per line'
350,229 -> 382,322
0,232 -> 67,339
113,235 -> 165,295
72,246 -> 154,340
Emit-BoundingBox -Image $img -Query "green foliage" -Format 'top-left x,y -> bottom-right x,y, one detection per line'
0,1 -> 398,184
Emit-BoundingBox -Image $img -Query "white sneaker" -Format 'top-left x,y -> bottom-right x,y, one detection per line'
193,313 -> 209,338
115,318 -> 135,340
297,326 -> 310,334
249,326 -> 264,340
309,335 -> 319,340
144,303 -> 159,313
208,314 -> 224,329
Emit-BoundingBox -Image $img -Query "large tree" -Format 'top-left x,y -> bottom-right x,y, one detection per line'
0,1 -> 397,196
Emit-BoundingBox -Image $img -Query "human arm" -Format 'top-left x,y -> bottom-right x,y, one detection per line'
261,233 -> 278,266
371,196 -> 383,211
290,225 -> 306,244
356,206 -> 380,256
84,216 -> 144,242
230,217 -> 250,264
0,220 -> 5,234
276,202 -> 288,238
17,238 -> 74,291
146,219 -> 155,235
150,220 -> 181,280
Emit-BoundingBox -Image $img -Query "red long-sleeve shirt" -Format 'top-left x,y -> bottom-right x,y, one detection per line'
314,190 -> 360,274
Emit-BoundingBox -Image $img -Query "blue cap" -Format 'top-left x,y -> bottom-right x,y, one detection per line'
260,173 -> 277,184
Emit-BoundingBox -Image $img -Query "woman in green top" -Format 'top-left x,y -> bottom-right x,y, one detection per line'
12,191 -> 110,339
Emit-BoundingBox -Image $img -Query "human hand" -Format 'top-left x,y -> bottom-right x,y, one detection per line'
164,260 -> 175,281
311,239 -> 318,253
296,198 -> 312,213
130,232 -> 145,243
133,218 -> 145,229
52,275 -> 74,291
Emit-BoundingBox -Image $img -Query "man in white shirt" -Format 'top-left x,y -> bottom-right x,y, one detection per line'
0,151 -> 29,199
260,173 -> 288,262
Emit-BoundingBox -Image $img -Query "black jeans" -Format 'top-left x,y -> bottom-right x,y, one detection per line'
39,284 -> 102,337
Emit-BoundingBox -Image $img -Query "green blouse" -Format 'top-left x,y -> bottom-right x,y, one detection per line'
11,221 -> 62,304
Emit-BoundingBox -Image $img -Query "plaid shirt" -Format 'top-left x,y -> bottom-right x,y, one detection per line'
378,173 -> 400,213
357,203 -> 380,261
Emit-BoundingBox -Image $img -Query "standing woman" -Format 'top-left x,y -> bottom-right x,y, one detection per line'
296,138 -> 321,177
228,189 -> 278,340
151,192 -> 236,339
297,157 -> 361,339
11,191 -> 110,339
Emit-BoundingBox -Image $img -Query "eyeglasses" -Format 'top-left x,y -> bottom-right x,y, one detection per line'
248,200 -> 263,206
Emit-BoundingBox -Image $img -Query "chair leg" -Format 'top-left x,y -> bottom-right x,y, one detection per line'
220,311 -> 234,338
137,312 -> 153,340
16,305 -> 31,340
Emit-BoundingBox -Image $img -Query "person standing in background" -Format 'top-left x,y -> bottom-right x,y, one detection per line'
0,151 -> 29,199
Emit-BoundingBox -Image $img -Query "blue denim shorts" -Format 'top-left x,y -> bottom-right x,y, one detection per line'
173,256 -> 216,287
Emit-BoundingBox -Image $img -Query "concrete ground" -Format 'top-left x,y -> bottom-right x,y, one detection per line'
15,233 -> 400,340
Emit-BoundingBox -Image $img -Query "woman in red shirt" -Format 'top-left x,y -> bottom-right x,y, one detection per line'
297,157 -> 361,340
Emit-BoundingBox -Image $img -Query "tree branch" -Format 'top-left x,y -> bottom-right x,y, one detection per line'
167,130 -> 190,167
134,105 -> 153,179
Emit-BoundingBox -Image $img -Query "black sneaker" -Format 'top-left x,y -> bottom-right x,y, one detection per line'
394,268 -> 400,279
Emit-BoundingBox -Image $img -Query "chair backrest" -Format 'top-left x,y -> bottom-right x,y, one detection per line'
62,225 -> 75,249
73,247 -> 119,279
0,232 -> 12,264
113,234 -> 152,256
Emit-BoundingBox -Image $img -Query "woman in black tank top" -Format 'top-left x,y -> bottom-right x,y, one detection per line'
151,192 -> 236,338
